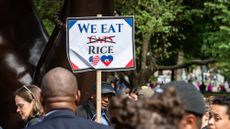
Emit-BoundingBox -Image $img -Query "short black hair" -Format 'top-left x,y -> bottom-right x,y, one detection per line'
212,96 -> 230,119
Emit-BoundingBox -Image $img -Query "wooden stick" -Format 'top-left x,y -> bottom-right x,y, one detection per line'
96,14 -> 102,123
96,70 -> 102,123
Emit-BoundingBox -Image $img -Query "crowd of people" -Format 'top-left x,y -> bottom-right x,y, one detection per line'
10,67 -> 230,129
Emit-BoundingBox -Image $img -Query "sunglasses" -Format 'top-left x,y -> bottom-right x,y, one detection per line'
23,85 -> 36,100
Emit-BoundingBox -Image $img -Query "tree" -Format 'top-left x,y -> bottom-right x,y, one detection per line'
33,0 -> 64,34
115,0 -> 230,86
34,0 -> 230,86
202,0 -> 230,76
116,0 -> 185,84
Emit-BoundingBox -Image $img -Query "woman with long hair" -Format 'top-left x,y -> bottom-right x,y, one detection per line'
14,84 -> 44,127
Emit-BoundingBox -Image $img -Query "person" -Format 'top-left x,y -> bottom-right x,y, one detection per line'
24,67 -> 111,129
208,96 -> 230,129
207,83 -> 213,92
14,84 -> 44,127
218,84 -> 226,92
201,96 -> 213,129
161,81 -> 205,129
76,82 -> 115,126
127,88 -> 138,101
109,87 -> 185,129
199,83 -> 206,94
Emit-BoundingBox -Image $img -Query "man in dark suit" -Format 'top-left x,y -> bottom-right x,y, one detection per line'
25,67 -> 112,129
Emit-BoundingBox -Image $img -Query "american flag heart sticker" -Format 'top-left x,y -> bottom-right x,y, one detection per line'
89,56 -> 100,66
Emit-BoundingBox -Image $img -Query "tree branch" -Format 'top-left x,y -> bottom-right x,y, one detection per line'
156,58 -> 217,70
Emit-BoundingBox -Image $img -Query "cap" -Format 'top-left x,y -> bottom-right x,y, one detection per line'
93,82 -> 116,95
161,81 -> 205,115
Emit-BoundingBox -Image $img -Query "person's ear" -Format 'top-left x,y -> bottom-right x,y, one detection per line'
75,90 -> 81,105
179,114 -> 198,129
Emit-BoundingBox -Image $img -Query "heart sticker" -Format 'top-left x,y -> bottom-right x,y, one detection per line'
101,55 -> 113,66
89,55 -> 100,66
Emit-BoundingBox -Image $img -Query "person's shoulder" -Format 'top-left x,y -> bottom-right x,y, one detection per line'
76,102 -> 95,118
75,117 -> 112,129
25,114 -> 113,129
86,122 -> 113,129
23,121 -> 46,129
76,104 -> 86,112
76,104 -> 88,115
25,116 -> 43,128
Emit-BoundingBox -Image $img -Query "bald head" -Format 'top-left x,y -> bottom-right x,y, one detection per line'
41,67 -> 78,102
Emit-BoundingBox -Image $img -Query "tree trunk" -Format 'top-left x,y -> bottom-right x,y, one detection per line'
175,46 -> 184,80
139,33 -> 151,85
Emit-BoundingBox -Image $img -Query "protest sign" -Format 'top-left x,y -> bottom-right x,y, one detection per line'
67,16 -> 135,72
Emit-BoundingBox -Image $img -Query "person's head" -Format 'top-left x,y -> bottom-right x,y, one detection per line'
14,84 -> 43,121
138,85 -> 154,99
90,82 -> 115,110
208,96 -> 230,129
109,87 -> 185,129
201,96 -> 213,129
162,81 -> 205,129
41,67 -> 80,113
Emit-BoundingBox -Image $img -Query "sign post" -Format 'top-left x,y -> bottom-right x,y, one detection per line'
96,70 -> 101,123
95,14 -> 102,123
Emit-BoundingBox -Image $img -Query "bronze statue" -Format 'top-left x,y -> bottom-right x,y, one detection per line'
0,0 -> 48,128
0,0 -> 114,128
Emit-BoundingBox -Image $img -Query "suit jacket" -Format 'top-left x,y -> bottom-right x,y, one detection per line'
24,109 -> 113,129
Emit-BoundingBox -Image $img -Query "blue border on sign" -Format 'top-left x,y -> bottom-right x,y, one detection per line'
68,20 -> 77,30
125,18 -> 133,27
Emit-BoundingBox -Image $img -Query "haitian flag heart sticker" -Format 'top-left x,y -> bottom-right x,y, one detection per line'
101,55 -> 113,66
89,55 -> 100,66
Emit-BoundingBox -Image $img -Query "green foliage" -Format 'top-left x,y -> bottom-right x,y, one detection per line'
116,0 -> 184,63
33,0 -> 63,34
42,19 -> 55,35
33,0 -> 230,77
117,0 -> 183,36
202,0 -> 230,60
115,0 -> 230,79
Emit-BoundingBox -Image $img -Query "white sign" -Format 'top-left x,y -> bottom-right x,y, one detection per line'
67,16 -> 135,73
